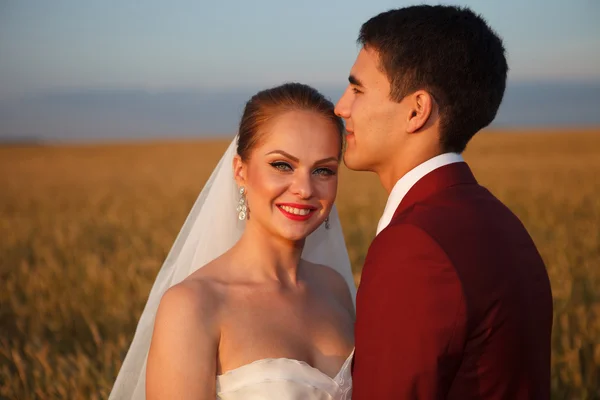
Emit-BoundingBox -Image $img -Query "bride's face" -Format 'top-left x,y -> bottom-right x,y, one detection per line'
234,110 -> 341,241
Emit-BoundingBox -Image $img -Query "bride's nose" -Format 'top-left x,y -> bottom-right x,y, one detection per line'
290,172 -> 314,199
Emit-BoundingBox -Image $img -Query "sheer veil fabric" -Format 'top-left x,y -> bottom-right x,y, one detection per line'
109,136 -> 356,399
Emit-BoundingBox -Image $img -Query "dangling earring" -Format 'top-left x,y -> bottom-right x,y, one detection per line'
325,216 -> 330,230
237,186 -> 248,220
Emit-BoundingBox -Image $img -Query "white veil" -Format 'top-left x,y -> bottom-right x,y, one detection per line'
109,136 -> 356,399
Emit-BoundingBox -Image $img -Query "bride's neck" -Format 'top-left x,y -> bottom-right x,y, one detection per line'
232,222 -> 305,286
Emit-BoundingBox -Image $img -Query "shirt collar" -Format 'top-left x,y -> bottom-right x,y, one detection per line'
376,152 -> 464,235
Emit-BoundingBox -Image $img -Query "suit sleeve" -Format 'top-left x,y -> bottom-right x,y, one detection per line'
352,223 -> 467,399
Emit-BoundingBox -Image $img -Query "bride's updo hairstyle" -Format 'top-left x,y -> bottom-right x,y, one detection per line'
236,83 -> 344,161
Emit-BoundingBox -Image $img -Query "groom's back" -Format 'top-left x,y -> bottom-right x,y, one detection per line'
396,165 -> 553,398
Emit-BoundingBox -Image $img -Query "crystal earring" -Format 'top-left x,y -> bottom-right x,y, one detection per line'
325,216 -> 330,230
237,187 -> 247,220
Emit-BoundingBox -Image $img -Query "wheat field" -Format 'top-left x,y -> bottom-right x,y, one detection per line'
1,129 -> 599,399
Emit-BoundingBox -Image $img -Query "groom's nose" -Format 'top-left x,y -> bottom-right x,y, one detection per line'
334,89 -> 351,120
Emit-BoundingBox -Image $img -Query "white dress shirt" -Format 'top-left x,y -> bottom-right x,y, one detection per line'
376,153 -> 465,235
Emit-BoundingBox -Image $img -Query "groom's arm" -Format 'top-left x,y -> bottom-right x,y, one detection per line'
352,223 -> 467,399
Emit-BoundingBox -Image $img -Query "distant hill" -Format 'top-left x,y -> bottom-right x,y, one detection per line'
0,136 -> 47,146
1,82 -> 599,142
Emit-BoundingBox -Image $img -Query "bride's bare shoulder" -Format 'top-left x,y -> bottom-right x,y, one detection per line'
152,258 -> 232,341
147,262 -> 227,395
154,280 -> 221,337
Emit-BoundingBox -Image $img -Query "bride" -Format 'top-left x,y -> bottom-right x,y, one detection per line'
109,82 -> 356,399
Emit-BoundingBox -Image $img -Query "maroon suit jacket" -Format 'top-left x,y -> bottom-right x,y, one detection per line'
352,162 -> 553,399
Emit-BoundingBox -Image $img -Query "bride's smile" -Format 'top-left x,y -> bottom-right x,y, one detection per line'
276,203 -> 317,220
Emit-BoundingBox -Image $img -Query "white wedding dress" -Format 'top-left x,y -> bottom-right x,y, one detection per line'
216,350 -> 354,400
109,137 -> 356,399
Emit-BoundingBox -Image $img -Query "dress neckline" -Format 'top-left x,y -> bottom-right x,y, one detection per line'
217,348 -> 354,382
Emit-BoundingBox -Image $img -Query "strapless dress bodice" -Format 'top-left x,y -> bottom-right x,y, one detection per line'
216,350 -> 353,400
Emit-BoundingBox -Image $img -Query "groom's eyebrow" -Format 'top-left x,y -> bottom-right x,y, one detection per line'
348,74 -> 364,87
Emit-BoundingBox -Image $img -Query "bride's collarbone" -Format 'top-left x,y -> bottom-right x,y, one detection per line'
185,267 -> 352,341
220,281 -> 345,325
220,287 -> 330,329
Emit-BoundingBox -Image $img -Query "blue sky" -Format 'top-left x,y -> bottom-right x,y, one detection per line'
1,0 -> 599,101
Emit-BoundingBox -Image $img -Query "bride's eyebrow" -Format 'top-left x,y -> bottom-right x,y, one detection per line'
314,156 -> 339,164
265,150 -> 338,165
265,150 -> 299,162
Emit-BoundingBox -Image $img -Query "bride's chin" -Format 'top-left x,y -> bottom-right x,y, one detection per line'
277,224 -> 318,242
280,231 -> 310,242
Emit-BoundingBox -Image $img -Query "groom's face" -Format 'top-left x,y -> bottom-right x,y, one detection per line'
335,47 -> 408,172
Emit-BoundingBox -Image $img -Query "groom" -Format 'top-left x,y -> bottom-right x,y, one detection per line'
335,5 -> 553,399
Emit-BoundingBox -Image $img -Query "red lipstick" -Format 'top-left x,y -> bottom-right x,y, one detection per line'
276,203 -> 317,221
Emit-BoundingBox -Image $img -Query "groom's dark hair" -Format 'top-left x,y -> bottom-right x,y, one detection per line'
359,5 -> 508,153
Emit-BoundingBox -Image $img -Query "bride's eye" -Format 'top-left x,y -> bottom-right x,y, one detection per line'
313,167 -> 336,176
269,161 -> 293,172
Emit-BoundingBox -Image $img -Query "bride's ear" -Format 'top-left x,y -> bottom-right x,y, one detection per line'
233,154 -> 247,187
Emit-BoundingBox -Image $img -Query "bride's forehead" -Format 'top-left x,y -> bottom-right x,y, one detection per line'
254,130 -> 339,158
241,110 -> 341,161
259,121 -> 339,147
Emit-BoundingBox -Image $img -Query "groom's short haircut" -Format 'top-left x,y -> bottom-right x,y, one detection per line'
359,5 -> 508,153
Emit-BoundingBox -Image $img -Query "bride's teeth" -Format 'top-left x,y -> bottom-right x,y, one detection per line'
280,205 -> 311,216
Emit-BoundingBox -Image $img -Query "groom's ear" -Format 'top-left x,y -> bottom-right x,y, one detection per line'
406,90 -> 436,134
233,155 -> 247,186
